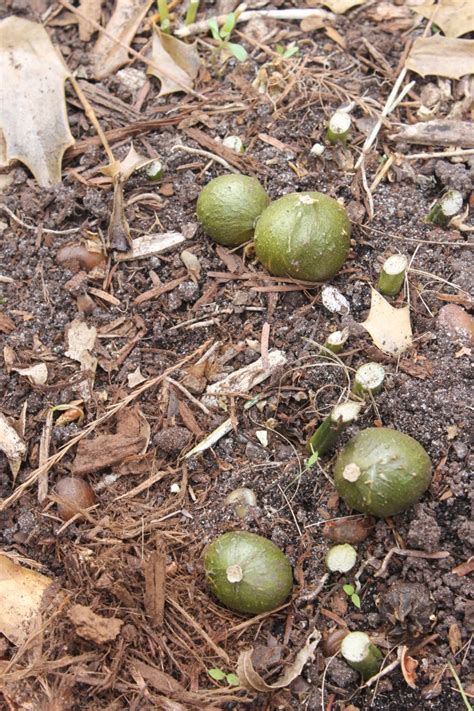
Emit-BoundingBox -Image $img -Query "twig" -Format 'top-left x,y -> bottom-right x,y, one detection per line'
0,204 -> 80,235
0,341 -> 211,512
171,144 -> 239,173
448,662 -> 473,711
68,76 -> 115,165
175,8 -> 335,37
165,376 -> 211,415
403,148 -> 474,160
371,548 -> 450,578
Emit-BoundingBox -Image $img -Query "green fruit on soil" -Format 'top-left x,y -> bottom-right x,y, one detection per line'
254,191 -> 351,281
334,428 -> 432,518
196,174 -> 270,247
203,531 -> 293,614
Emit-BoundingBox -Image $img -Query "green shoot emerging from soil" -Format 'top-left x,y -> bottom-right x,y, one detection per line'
208,12 -> 248,63
343,583 -> 361,609
275,42 -> 299,59
157,0 -> 170,32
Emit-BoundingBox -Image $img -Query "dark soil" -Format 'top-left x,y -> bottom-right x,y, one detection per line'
0,1 -> 473,709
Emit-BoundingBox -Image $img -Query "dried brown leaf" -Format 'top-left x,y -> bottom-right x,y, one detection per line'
406,36 -> 474,79
237,629 -> 321,691
322,0 -> 366,13
0,411 -> 27,479
414,0 -> 474,38
0,17 -> 74,187
180,250 -> 201,282
108,178 -> 132,251
13,363 -> 48,385
78,0 -> 103,41
68,604 -> 123,643
65,319 -> 97,373
143,541 -> 166,627
451,557 -> 474,576
400,645 -> 418,688
361,289 -> 413,356
448,622 -> 462,653
147,27 -> 200,96
92,0 -> 153,79
0,313 -> 15,333
0,554 -> 53,646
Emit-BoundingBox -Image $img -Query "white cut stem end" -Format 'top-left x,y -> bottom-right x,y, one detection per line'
326,543 -> 357,573
331,401 -> 362,425
353,362 -> 385,396
341,631 -> 371,664
343,462 -> 361,482
226,564 -> 243,583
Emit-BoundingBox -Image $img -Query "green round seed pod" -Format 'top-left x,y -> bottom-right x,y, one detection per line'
334,428 -> 432,518
254,191 -> 351,282
196,174 -> 270,247
203,531 -> 293,614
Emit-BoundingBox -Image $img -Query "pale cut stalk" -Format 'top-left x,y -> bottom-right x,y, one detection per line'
352,362 -> 385,398
222,135 -> 244,154
340,631 -> 382,679
378,254 -> 408,296
185,0 -> 199,25
146,160 -> 164,181
326,111 -> 351,145
323,328 -> 349,355
426,190 -> 463,227
325,543 -> 357,573
307,401 -> 362,456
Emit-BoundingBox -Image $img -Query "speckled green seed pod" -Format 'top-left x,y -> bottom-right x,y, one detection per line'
334,428 -> 432,518
254,191 -> 351,282
196,174 -> 270,247
204,531 -> 293,614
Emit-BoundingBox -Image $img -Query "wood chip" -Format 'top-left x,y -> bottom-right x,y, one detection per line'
390,120 -> 474,147
116,232 -> 185,261
144,539 -> 166,627
68,604 -> 123,644
133,276 -> 186,305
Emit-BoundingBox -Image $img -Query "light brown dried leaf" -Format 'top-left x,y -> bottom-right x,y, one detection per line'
0,554 -> 53,646
414,0 -> 474,38
400,645 -> 418,688
322,0 -> 366,12
0,313 -> 15,333
147,27 -> 200,96
92,0 -> 153,79
0,17 -> 74,187
361,289 -> 412,356
451,557 -> 474,576
68,604 -> 123,643
0,411 -> 27,479
237,630 -> 321,691
78,0 -> 103,41
406,36 -> 474,79
65,319 -> 97,372
13,363 -> 48,385
448,622 -> 462,653
180,250 -> 201,282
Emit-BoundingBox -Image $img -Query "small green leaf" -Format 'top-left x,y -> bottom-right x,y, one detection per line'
208,18 -> 221,41
208,668 -> 226,681
283,43 -> 299,58
351,593 -> 361,609
305,450 -> 319,468
226,42 -> 248,62
221,12 -> 236,37
226,673 -> 240,686
343,583 -> 354,596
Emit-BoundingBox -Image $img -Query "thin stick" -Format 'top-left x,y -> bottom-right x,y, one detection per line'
0,204 -> 80,235
0,341 -> 211,512
68,76 -> 115,165
403,148 -> 474,160
175,8 -> 335,37
167,597 -> 229,662
371,548 -> 450,578
171,144 -> 239,173
165,376 -> 211,415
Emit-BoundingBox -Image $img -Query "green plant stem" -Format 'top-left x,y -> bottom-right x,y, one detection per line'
341,632 -> 382,680
326,111 -> 351,145
158,0 -> 170,31
307,401 -> 362,456
352,362 -> 385,398
185,0 -> 199,25
378,254 -> 407,296
323,328 -> 349,355
426,190 -> 463,227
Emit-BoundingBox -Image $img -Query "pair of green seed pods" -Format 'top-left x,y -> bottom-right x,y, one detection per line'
196,174 -> 351,282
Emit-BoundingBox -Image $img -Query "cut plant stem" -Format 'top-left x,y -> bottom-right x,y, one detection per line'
378,254 -> 408,296
158,0 -> 170,31
185,0 -> 199,25
341,631 -> 382,680
325,543 -> 357,573
145,160 -> 164,181
426,190 -> 463,227
326,111 -> 351,145
307,401 -> 362,457
323,327 -> 349,355
352,362 -> 385,398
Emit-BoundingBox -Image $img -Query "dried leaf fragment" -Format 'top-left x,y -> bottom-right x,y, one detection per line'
361,288 -> 412,356
0,411 -> 27,478
180,250 -> 201,282
237,629 -> 321,691
68,604 -> 123,643
0,554 -> 53,646
413,0 -> 474,38
448,622 -> 462,653
147,27 -> 200,96
78,0 -> 103,41
13,363 -> 48,385
0,17 -> 74,187
321,0 -> 366,12
92,0 -> 153,79
400,645 -> 418,688
65,319 -> 97,373
406,36 -> 474,79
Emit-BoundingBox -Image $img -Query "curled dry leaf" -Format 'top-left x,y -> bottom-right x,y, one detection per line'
361,288 -> 412,356
400,645 -> 418,688
103,143 -> 155,182
413,0 -> 474,38
13,363 -> 48,385
0,17 -> 74,187
237,629 -> 321,691
92,0 -> 153,79
147,27 -> 200,96
180,250 -> 201,282
65,319 -> 97,373
406,36 -> 474,79
68,604 -> 123,644
0,554 -> 53,646
0,410 -> 27,479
